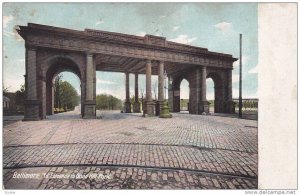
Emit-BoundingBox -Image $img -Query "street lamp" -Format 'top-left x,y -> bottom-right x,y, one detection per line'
164,70 -> 167,101
159,70 -> 172,118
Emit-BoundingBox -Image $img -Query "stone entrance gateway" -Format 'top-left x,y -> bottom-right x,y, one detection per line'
17,23 -> 237,120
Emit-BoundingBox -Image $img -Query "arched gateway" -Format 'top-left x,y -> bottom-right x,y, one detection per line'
17,23 -> 237,120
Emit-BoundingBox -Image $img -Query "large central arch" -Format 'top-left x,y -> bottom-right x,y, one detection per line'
45,56 -> 83,118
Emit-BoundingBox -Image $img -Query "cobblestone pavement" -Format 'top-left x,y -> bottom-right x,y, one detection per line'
3,110 -> 258,189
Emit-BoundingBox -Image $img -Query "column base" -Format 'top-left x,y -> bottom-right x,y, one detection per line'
125,101 -> 132,113
198,101 -> 210,114
133,102 -> 141,113
23,99 -> 41,121
155,100 -> 165,116
144,100 -> 155,116
159,101 -> 172,118
225,100 -> 236,114
83,101 -> 96,119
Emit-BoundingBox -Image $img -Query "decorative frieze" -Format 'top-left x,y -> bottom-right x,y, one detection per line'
25,32 -> 234,69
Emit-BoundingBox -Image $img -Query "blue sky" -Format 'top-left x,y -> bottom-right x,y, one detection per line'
3,3 -> 258,100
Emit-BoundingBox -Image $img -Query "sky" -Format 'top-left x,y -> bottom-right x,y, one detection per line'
3,3 -> 258,100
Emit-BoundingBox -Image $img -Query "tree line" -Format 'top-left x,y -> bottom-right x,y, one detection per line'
54,75 -> 80,111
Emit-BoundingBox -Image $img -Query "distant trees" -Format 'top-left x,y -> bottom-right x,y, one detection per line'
3,84 -> 25,115
15,84 -> 25,107
54,74 -> 79,111
96,94 -> 122,110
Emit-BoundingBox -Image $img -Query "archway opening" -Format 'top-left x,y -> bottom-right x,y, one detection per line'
206,72 -> 224,113
95,71 -> 124,113
52,72 -> 81,115
45,57 -> 82,119
180,79 -> 189,113
206,78 -> 215,113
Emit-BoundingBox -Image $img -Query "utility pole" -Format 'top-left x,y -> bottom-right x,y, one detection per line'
239,34 -> 243,118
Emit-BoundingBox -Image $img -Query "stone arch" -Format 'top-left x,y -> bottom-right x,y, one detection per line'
206,71 -> 225,113
42,55 -> 84,118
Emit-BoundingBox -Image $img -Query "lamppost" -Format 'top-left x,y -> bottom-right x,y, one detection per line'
164,70 -> 167,101
159,70 -> 172,118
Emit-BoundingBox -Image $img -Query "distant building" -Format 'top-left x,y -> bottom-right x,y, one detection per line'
3,96 -> 10,109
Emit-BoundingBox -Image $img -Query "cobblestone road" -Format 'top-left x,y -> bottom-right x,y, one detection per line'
3,110 -> 258,189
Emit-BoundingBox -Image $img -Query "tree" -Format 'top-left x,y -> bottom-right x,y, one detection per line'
96,94 -> 122,110
54,74 -> 63,109
59,81 -> 79,110
15,84 -> 25,110
140,87 -> 145,102
3,86 -> 9,95
54,75 -> 79,111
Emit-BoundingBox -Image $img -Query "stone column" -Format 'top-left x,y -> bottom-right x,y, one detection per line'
46,80 -> 54,115
40,76 -> 47,119
202,66 -> 207,101
157,61 -> 165,115
124,72 -> 131,113
133,73 -> 141,113
24,47 -> 40,120
198,66 -> 209,114
83,53 -> 96,118
196,68 -> 200,114
226,69 -> 235,113
168,75 -> 174,112
145,59 -> 154,116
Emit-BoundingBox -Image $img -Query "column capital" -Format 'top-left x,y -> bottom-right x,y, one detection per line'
145,59 -> 152,64
26,46 -> 37,51
85,52 -> 94,57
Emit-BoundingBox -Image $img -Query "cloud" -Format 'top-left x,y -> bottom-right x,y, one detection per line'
95,20 -> 104,26
169,35 -> 197,44
248,65 -> 258,74
159,15 -> 166,18
233,88 -> 239,98
3,15 -> 14,28
206,92 -> 214,100
172,26 -> 180,31
136,31 -> 146,36
232,74 -> 239,83
97,79 -> 116,85
3,77 -> 24,92
214,22 -> 231,32
16,58 -> 25,62
4,29 -> 24,42
232,88 -> 257,99
3,30 -> 14,37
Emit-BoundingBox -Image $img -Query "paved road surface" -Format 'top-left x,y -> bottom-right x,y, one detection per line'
3,108 -> 257,189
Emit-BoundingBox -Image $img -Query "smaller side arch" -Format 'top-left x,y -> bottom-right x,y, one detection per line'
40,55 -> 83,118
171,74 -> 191,113
206,71 -> 225,113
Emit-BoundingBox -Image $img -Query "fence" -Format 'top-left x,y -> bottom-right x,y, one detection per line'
232,98 -> 258,120
207,98 -> 258,120
232,98 -> 258,112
